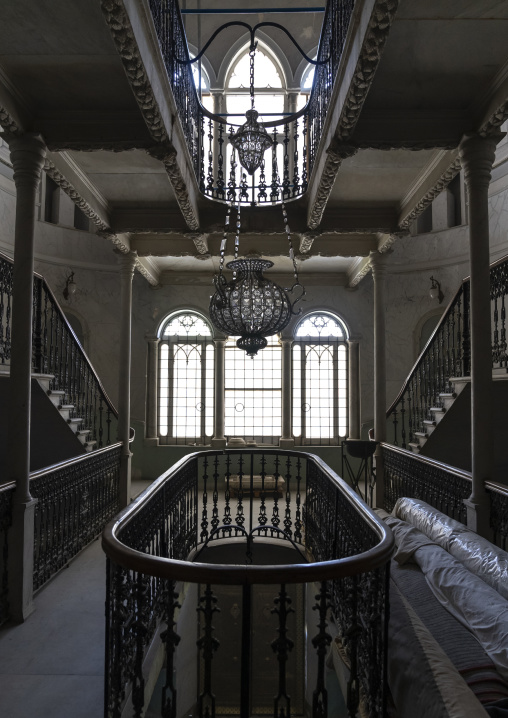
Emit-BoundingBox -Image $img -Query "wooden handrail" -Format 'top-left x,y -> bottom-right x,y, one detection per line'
102,449 -> 394,586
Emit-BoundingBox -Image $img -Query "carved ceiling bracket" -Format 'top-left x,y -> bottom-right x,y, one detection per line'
337,0 -> 400,141
298,231 -> 319,254
398,157 -> 462,231
0,107 -> 22,136
480,98 -> 508,138
146,144 -> 200,231
100,0 -> 168,145
44,159 -> 110,233
186,232 -> 209,254
307,141 -> 358,230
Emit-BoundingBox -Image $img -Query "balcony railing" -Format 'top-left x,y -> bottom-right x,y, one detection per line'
0,251 -> 118,448
382,443 -> 508,550
0,443 -> 122,626
386,252 -> 508,449
148,0 -> 356,205
102,449 -> 393,718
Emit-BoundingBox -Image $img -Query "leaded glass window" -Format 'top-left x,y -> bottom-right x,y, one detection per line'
158,312 -> 214,445
293,312 -> 348,445
224,334 -> 281,443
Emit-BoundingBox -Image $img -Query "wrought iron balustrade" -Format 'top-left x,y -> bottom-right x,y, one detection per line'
382,443 -> 508,550
387,253 -> 508,448
148,0 -> 356,205
103,449 -> 393,718
0,251 -> 118,448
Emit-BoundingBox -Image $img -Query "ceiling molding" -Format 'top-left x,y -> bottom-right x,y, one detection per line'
347,256 -> 371,287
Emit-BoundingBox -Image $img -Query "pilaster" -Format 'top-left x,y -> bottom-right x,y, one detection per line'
347,340 -> 361,440
118,251 -> 137,508
6,132 -> 46,622
459,132 -> 502,535
279,338 -> 294,449
211,338 -> 227,448
145,333 -> 160,446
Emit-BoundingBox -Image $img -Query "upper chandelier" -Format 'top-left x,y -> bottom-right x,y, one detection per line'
229,45 -> 273,175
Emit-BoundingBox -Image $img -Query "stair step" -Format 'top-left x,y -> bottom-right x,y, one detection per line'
439,393 -> 456,399
67,417 -> 83,427
59,404 -> 74,410
423,419 -> 436,426
408,442 -> 421,453
430,407 -> 445,414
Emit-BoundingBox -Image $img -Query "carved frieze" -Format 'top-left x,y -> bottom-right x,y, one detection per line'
0,107 -> 21,135
398,157 -> 462,231
100,0 -> 168,145
44,159 -> 110,233
307,142 -> 358,230
480,99 -> 508,138
337,0 -> 400,141
146,145 -> 200,231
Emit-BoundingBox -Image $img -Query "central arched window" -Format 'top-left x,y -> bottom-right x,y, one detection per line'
292,312 -> 348,446
224,335 -> 282,444
158,312 -> 214,445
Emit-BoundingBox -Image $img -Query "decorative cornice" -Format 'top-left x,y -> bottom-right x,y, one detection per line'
377,232 -> 397,253
44,159 -> 110,232
46,139 -> 153,153
97,230 -> 131,254
347,256 -> 371,288
146,144 -> 200,231
355,139 -> 458,151
398,157 -> 462,231
188,233 -> 209,254
337,0 -> 400,141
100,0 -> 168,144
0,107 -> 21,135
479,98 -> 508,138
135,258 -> 159,286
307,142 -> 358,230
298,232 -> 319,253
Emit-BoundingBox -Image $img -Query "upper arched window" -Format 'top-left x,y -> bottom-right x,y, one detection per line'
158,312 -> 214,445
292,312 -> 349,445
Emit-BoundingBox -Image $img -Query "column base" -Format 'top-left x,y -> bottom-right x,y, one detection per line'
279,438 -> 295,449
211,438 -> 227,448
8,497 -> 38,623
119,452 -> 132,509
463,497 -> 491,539
144,437 -> 159,447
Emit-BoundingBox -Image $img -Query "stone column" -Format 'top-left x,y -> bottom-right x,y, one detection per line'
348,339 -> 361,440
211,338 -> 227,448
6,133 -> 46,621
118,252 -> 137,508
211,92 -> 224,188
145,334 -> 159,446
370,250 -> 388,508
459,132 -> 502,535
280,338 -> 294,449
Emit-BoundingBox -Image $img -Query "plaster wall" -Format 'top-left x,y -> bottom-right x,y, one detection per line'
1,160 -> 508,480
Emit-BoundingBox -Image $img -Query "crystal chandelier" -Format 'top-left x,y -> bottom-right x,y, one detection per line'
209,199 -> 305,357
230,44 -> 273,176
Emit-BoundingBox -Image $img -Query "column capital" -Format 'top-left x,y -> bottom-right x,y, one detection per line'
145,333 -> 159,344
280,336 -> 293,346
369,249 -> 389,276
459,132 -> 503,188
118,251 -> 137,276
213,336 -> 227,346
8,133 -> 46,191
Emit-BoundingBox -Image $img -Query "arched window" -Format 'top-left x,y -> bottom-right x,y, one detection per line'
292,312 -> 348,446
158,312 -> 214,445
224,334 -> 281,444
224,45 -> 286,203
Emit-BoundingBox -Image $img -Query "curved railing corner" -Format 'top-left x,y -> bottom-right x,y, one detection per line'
102,448 -> 393,718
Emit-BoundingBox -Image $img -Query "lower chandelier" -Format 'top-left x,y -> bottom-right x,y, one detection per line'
209,199 -> 305,357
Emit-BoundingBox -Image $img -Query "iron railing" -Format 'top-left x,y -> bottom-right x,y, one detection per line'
382,443 -> 508,549
387,253 -> 508,448
148,0 -> 356,204
0,251 -> 118,448
0,443 -> 122,624
103,449 -> 393,718
31,444 -> 122,591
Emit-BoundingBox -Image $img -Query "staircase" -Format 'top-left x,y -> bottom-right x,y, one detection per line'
387,253 -> 508,480
0,250 -> 118,459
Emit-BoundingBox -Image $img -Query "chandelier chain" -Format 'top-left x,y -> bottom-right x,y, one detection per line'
249,44 -> 256,110
282,202 -> 299,283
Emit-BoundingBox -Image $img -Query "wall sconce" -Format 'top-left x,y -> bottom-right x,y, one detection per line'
429,276 -> 444,304
63,272 -> 77,300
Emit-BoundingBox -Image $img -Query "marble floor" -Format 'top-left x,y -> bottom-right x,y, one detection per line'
0,480 -> 151,718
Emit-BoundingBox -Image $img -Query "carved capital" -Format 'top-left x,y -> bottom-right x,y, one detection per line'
118,251 -> 137,277
8,133 -> 46,191
459,132 -> 503,190
369,249 -> 389,278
